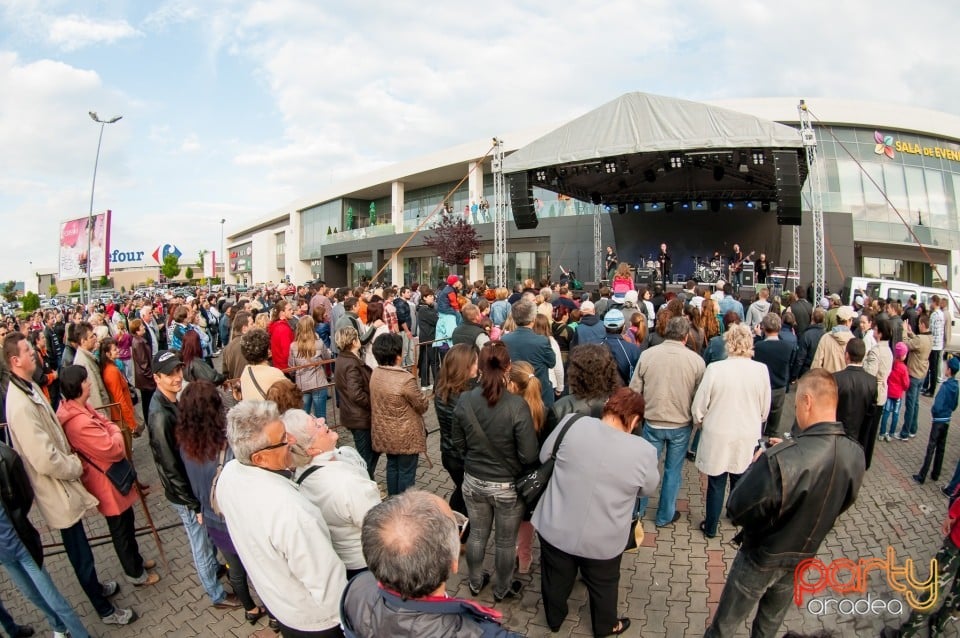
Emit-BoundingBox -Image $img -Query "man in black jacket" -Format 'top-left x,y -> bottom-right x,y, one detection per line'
41,311 -> 62,411
0,442 -> 88,637
451,304 -> 489,350
789,285 -> 813,336
833,338 -> 877,445
794,307 -> 825,381
147,350 -> 239,610
753,313 -> 795,438
704,369 -> 865,638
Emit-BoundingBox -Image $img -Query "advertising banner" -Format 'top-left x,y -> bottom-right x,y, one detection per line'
205,250 -> 217,279
59,210 -> 112,280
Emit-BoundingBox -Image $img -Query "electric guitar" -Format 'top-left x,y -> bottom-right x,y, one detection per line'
729,250 -> 755,275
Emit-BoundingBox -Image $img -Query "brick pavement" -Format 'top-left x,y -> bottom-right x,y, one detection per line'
2,385 -> 959,637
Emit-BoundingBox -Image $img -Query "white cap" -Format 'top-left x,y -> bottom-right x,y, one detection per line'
580,300 -> 595,314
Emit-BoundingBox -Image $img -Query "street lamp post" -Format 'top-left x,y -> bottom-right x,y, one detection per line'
86,111 -> 122,305
220,218 -> 226,284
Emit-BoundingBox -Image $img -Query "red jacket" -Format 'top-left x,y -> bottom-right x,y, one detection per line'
887,360 -> 910,400
269,319 -> 295,370
57,400 -> 137,517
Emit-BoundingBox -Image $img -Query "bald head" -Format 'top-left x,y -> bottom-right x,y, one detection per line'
795,369 -> 838,430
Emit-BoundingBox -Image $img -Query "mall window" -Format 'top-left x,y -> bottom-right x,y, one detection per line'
300,200 -> 343,259
402,256 -> 445,287
275,232 -> 285,270
860,257 -> 947,287
349,260 -> 373,287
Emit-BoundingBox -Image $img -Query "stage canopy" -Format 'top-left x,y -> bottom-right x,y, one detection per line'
502,92 -> 807,206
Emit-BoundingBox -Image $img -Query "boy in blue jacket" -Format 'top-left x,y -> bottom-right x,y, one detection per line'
914,357 -> 960,484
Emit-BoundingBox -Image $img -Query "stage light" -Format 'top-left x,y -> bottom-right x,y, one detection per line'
644,169 -> 656,183
761,200 -> 771,212
752,151 -> 765,165
726,201 -> 735,209
746,201 -> 755,209
535,170 -> 547,182
695,201 -> 704,209
604,204 -> 613,213
665,202 -> 675,213
632,203 -> 642,212
590,192 -> 603,205
617,203 -> 627,215
713,165 -> 725,181
681,202 -> 690,210
669,154 -> 683,169
650,202 -> 660,210
604,161 -> 617,174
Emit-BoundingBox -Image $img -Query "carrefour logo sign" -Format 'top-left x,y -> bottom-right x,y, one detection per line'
107,244 -> 182,265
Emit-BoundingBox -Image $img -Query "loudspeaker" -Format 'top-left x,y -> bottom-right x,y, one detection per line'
773,150 -> 802,226
739,286 -> 757,303
509,173 -> 539,229
741,265 -> 755,287
634,268 -> 654,287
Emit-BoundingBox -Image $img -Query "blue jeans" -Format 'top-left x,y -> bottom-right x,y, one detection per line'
172,503 -> 227,604
302,388 -> 328,419
385,454 -> 418,496
0,540 -> 90,637
705,551 -> 794,638
351,429 -> 380,480
703,472 -> 741,537
900,376 -> 923,437
636,423 -> 691,526
462,473 -> 525,598
879,397 -> 902,437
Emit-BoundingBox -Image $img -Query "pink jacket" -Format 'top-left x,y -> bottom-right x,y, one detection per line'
57,400 -> 138,517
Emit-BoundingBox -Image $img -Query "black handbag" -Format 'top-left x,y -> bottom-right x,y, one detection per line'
75,450 -> 137,496
513,415 -> 581,507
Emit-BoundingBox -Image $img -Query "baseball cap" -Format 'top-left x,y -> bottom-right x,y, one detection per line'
949,357 -> 960,374
829,293 -> 841,302
580,300 -> 595,314
894,342 -> 908,359
836,306 -> 856,322
152,350 -> 183,376
603,308 -> 625,328
854,295 -> 864,306
623,290 -> 639,305
446,275 -> 459,285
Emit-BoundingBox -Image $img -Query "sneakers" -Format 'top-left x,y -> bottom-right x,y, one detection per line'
493,579 -> 524,602
101,581 -> 119,597
913,474 -> 926,485
101,607 -> 136,625
468,573 -> 490,597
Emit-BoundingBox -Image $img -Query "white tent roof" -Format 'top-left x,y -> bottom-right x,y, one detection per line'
503,92 -> 804,173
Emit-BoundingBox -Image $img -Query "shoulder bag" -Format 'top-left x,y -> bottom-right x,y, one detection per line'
209,445 -> 228,516
74,449 -> 137,496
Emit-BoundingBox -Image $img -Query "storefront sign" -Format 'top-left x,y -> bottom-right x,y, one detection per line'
875,131 -> 960,162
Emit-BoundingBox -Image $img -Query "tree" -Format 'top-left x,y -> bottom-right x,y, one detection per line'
145,277 -> 155,286
98,275 -> 109,288
48,283 -> 58,298
162,254 -> 182,281
185,266 -> 195,280
22,292 -> 40,312
196,250 -> 207,272
2,281 -> 15,303
424,212 -> 481,266
120,285 -> 126,293
69,281 -> 80,293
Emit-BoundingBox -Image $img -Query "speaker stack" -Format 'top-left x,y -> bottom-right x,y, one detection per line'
508,173 -> 539,229
741,263 -> 755,287
773,150 -> 802,226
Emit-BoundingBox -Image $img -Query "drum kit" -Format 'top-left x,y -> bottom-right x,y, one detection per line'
692,255 -> 723,284
643,259 -> 662,283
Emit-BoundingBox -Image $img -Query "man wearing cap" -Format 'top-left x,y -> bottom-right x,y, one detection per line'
630,316 -> 705,528
811,306 -> 857,374
437,276 -> 462,319
146,350 -> 239,610
823,293 -> 843,331
572,300 -> 605,346
601,309 -> 641,385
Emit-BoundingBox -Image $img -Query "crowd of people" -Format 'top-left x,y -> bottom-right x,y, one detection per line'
0,274 -> 956,637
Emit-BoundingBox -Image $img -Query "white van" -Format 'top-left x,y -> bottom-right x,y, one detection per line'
842,277 -> 960,354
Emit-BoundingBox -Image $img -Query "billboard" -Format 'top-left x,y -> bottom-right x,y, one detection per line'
205,250 -> 217,279
59,210 -> 112,280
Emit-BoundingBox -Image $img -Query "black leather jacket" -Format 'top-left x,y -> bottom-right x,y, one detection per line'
451,388 -> 539,483
0,443 -> 42,567
434,380 -> 477,464
147,392 -> 200,511
728,421 -> 864,568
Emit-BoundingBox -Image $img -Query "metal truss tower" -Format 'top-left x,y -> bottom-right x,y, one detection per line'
492,138 -> 508,287
594,206 -> 603,283
799,100 -> 826,301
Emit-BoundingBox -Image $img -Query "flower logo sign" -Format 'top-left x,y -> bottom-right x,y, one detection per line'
875,131 -> 895,159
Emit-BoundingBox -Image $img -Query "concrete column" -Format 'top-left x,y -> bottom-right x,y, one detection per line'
467,162 -> 485,210
468,256 -> 483,283
392,181 -> 405,230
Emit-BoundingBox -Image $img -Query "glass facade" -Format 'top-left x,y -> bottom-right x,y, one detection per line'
816,126 -> 960,249
275,232 -> 285,270
861,257 -> 948,288
402,256 -> 446,287
300,200 -> 342,259
482,251 -> 551,285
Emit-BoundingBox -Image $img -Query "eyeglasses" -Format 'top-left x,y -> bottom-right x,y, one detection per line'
256,433 -> 290,453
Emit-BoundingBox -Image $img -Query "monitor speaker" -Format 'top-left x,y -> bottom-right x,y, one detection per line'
509,173 -> 539,229
739,286 -> 757,303
634,268 -> 654,287
741,267 -> 755,287
773,150 -> 802,226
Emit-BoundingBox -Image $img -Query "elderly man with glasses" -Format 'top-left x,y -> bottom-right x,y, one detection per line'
217,401 -> 347,638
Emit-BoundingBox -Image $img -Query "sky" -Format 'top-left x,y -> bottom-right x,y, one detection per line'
1,0 -> 958,289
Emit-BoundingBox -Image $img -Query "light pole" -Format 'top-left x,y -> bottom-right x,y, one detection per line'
87,111 -> 122,305
220,218 -> 226,284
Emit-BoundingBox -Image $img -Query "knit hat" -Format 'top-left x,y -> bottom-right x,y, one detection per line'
949,357 -> 960,374
894,342 -> 908,359
446,275 -> 459,285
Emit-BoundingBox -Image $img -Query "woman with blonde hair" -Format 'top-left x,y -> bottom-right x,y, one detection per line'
691,323 -> 770,538
288,315 -> 332,418
490,287 -> 511,327
533,314 -> 564,397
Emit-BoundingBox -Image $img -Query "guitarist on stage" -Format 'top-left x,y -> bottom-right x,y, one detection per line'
729,244 -> 748,290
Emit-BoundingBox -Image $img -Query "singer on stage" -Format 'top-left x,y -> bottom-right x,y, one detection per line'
658,243 -> 671,288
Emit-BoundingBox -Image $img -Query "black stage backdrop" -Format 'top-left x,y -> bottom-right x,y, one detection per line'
607,209 -> 785,281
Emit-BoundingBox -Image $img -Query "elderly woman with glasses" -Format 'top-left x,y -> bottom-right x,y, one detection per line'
217,401 -> 347,638
283,410 -> 380,580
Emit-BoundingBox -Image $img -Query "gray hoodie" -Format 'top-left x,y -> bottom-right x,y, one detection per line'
746,299 -> 771,330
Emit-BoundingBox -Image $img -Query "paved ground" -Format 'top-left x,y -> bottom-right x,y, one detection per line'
2,382 -> 959,637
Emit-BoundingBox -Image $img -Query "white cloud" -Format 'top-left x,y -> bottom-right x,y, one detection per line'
180,133 -> 201,153
47,14 -> 141,51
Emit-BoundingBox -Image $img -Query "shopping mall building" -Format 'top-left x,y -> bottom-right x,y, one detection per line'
226,94 -> 960,292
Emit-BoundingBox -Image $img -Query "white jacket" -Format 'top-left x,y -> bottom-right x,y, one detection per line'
217,460 -> 346,632
295,447 -> 381,570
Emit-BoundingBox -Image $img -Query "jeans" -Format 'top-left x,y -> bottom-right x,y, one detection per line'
441,454 -> 468,528
0,599 -> 17,638
918,421 -> 951,482
878,397 -> 902,437
900,376 -> 923,437
385,454 -> 418,496
418,345 -> 439,387
59,520 -> 114,617
302,388 -> 328,419
351,429 -> 380,480
172,503 -> 227,604
636,423 -> 691,526
219,548 -> 257,611
703,472 -> 742,537
0,539 -> 91,637
763,387 -> 786,439
462,473 -> 525,598
926,350 -> 943,393
899,537 -> 960,636
105,506 -> 146,581
704,551 -> 795,638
